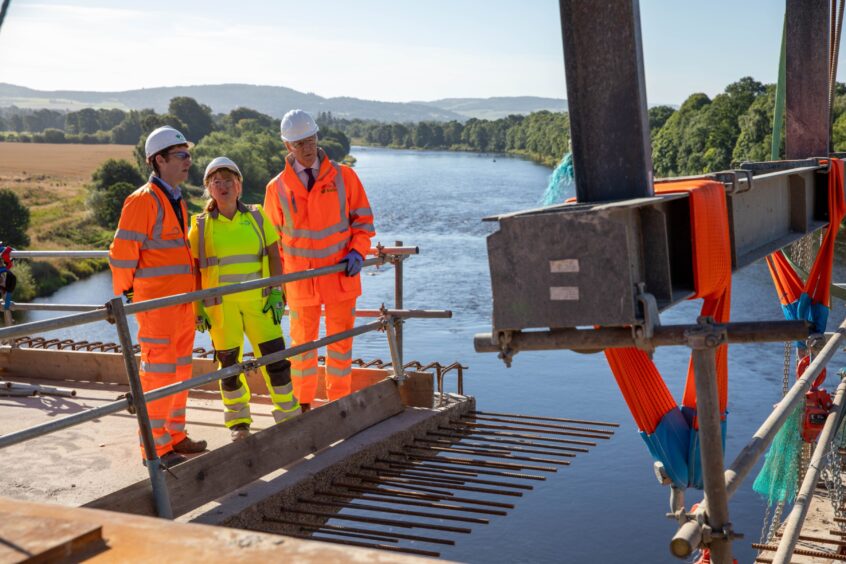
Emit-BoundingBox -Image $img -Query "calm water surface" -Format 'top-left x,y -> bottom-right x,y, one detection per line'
23,146 -> 846,563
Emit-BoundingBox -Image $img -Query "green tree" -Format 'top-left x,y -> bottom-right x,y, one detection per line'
42,128 -> 65,143
90,159 -> 144,193
168,97 -> 215,142
0,189 -> 31,247
648,105 -> 676,137
89,181 -> 136,228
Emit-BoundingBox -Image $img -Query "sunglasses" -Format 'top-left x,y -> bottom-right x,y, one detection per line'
292,137 -> 317,150
167,150 -> 192,161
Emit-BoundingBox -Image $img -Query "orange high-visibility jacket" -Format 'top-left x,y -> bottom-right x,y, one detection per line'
264,150 -> 375,307
109,179 -> 195,301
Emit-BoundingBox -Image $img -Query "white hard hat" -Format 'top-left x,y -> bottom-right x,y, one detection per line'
204,156 -> 242,182
145,126 -> 193,158
280,109 -> 319,142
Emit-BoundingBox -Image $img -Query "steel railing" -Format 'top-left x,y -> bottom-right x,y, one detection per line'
0,244 -> 451,518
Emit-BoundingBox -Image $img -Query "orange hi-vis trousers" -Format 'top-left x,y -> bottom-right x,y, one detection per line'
136,302 -> 195,457
289,298 -> 356,404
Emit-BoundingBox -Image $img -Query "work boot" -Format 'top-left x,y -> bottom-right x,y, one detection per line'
142,451 -> 187,469
230,423 -> 250,442
172,436 -> 208,454
300,403 -> 311,413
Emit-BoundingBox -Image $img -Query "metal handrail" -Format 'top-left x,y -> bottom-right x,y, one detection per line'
0,243 -> 434,518
0,248 -> 418,342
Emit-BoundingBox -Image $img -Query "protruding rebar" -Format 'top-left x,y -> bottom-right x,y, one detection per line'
263,516 -> 455,545
470,410 -> 620,427
333,481 -> 515,509
282,508 -> 471,534
380,457 -> 547,481
314,489 -> 508,516
299,497 -> 488,524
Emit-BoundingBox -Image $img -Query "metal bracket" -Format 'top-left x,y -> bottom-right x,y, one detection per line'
684,316 -> 727,350
119,392 -> 137,415
633,285 -> 660,355
495,330 -> 516,368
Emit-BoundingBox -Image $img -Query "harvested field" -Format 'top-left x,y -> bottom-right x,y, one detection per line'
0,142 -> 135,184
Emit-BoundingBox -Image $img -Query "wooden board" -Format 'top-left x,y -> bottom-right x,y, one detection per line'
0,347 -> 394,398
84,378 -> 405,517
0,510 -> 102,563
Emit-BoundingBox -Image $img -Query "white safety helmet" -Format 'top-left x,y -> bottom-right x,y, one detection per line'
144,126 -> 193,158
203,157 -> 242,183
280,109 -> 319,142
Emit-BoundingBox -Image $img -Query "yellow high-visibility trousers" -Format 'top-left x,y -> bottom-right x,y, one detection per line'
289,298 -> 357,404
210,298 -> 300,427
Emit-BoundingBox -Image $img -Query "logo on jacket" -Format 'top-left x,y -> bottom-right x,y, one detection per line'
321,182 -> 338,194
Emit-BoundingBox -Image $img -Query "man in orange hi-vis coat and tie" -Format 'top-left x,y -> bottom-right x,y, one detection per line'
109,126 -> 207,468
264,110 -> 375,411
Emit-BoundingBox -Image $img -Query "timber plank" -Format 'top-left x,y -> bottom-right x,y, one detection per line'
0,510 -> 102,563
84,378 -> 404,517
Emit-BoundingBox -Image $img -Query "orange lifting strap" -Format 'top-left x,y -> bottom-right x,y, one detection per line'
604,179 -> 731,489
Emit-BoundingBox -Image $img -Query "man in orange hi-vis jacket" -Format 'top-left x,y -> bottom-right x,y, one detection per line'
109,126 -> 207,468
264,110 -> 375,411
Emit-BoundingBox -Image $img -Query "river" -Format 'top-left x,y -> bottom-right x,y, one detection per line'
21,145 -> 846,563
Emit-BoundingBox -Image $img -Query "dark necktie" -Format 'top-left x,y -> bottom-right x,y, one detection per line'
304,168 -> 316,191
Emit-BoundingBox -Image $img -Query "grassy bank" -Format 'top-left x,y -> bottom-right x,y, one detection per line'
0,142 -> 135,301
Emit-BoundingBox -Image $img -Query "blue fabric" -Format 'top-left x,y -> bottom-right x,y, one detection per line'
539,153 -> 574,206
683,407 -> 728,490
640,408 -> 691,488
785,292 -> 829,346
342,249 -> 364,277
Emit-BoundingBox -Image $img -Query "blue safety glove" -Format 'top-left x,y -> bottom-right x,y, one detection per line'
122,288 -> 134,304
193,301 -> 212,333
340,249 -> 364,277
263,288 -> 285,324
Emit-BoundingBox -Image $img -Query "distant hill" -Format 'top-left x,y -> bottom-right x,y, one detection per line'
418,96 -> 568,120
0,83 -> 569,123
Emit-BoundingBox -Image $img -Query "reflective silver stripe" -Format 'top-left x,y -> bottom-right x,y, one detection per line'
291,366 -> 318,377
115,228 -> 146,242
282,219 -> 349,239
141,361 -> 176,373
222,386 -> 248,401
150,418 -> 166,428
271,383 -> 294,397
199,256 -> 219,268
147,186 -> 165,240
332,163 -> 347,222
219,254 -> 261,266
247,208 -> 267,256
219,271 -> 261,283
139,336 -> 170,345
326,365 -> 351,377
351,207 -> 372,218
176,356 -> 193,366
351,221 -> 375,232
273,408 -> 301,423
170,408 -> 186,418
135,264 -> 192,278
109,257 -> 138,269
141,238 -> 186,250
224,405 -> 251,422
274,398 -> 299,411
281,239 -> 348,259
327,349 -> 352,361
154,434 -> 172,446
275,176 -> 294,228
299,350 -> 316,361
169,421 -> 185,433
197,214 -> 208,269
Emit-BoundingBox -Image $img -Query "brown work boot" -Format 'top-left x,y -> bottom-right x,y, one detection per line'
172,436 -> 207,454
300,403 -> 311,413
230,423 -> 250,441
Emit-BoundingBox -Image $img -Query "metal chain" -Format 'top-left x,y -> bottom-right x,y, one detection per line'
759,502 -> 773,545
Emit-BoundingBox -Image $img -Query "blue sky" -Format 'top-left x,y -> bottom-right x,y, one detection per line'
0,0 -> 825,105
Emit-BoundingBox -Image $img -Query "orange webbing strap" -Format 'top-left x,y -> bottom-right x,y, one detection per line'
805,158 -> 846,305
604,180 -> 732,433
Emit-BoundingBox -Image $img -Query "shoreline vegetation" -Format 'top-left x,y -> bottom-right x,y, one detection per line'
5,76 -> 846,301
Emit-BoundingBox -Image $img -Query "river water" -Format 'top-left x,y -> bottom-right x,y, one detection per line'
21,146 -> 846,563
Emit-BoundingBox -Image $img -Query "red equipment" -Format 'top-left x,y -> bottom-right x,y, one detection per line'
796,354 -> 833,443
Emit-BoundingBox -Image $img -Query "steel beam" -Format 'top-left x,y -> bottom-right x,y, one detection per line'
559,0 -> 653,202
786,0 -> 830,158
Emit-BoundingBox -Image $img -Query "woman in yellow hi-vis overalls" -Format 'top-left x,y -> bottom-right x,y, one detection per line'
188,157 -> 301,441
